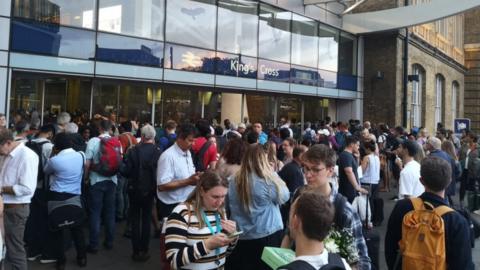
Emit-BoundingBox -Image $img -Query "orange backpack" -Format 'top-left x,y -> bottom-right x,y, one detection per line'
398,197 -> 453,270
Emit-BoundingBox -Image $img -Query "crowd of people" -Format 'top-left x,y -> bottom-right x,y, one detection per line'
0,111 -> 477,270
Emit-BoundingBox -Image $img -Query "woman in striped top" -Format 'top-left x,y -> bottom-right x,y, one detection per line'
165,172 -> 238,270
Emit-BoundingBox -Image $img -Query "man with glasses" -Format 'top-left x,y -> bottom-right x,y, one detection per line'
282,144 -> 371,270
338,136 -> 368,203
0,128 -> 38,270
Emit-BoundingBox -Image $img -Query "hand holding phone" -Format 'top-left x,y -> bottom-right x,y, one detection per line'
227,231 -> 243,239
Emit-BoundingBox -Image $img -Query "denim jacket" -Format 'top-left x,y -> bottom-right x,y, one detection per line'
228,173 -> 289,240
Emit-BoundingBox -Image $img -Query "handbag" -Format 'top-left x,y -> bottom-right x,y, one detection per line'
47,152 -> 87,232
47,195 -> 86,231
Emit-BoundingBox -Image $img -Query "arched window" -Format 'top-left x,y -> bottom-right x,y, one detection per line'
435,74 -> 445,126
452,81 -> 459,121
411,64 -> 424,127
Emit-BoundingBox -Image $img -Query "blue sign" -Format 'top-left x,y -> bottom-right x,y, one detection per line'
454,118 -> 470,134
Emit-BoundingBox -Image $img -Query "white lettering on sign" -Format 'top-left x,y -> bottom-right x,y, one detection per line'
259,65 -> 279,77
230,59 -> 254,75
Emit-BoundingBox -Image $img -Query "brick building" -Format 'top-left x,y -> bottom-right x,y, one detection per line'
359,0 -> 465,133
464,7 -> 480,133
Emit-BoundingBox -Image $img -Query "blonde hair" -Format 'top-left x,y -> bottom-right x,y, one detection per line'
185,172 -> 228,228
235,144 -> 284,213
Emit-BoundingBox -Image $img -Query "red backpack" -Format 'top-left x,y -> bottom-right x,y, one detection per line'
92,136 -> 122,176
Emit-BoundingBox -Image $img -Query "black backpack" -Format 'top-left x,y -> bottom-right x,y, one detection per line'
191,141 -> 211,172
277,253 -> 346,270
25,139 -> 49,187
126,144 -> 162,199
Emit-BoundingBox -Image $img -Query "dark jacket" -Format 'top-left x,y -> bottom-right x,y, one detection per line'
466,146 -> 480,183
385,192 -> 474,270
429,150 -> 460,196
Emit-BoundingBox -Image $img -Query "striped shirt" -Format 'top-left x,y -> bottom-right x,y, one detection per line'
165,203 -> 237,270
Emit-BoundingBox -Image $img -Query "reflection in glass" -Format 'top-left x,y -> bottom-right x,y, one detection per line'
291,14 -> 318,68
338,32 -> 357,76
10,74 -> 92,127
11,19 -> 96,59
319,69 -> 337,88
217,0 -> 258,57
13,0 -> 96,29
166,0 -> 217,49
258,4 -> 291,63
258,59 -> 290,83
10,76 -> 42,128
96,33 -> 164,67
290,65 -> 319,86
319,25 -> 339,72
156,86 -> 203,125
278,97 -> 301,128
165,44 -> 216,73
119,85 -> 152,124
337,74 -> 357,91
304,98 -> 329,124
216,52 -> 257,79
98,0 -> 165,40
245,95 -> 276,129
92,83 -> 117,117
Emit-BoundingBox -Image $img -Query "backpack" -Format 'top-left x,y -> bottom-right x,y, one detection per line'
191,141 -> 211,172
277,253 -> 346,270
25,139 -> 49,186
398,198 -> 453,270
91,136 -> 123,177
127,144 -> 162,199
303,129 -> 315,142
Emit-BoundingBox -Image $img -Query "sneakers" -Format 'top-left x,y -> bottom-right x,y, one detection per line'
27,254 -> 41,261
39,256 -> 57,264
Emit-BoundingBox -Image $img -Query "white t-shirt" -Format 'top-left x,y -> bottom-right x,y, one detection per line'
399,160 -> 424,199
279,250 -> 351,270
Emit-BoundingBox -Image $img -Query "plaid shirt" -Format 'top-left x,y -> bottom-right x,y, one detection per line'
330,187 -> 371,270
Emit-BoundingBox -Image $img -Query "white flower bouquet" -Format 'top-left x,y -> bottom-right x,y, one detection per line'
324,228 -> 359,264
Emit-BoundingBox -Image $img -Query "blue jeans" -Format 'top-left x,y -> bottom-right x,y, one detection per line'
88,180 -> 116,249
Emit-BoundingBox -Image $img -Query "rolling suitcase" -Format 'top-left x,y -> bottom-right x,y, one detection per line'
363,193 -> 380,270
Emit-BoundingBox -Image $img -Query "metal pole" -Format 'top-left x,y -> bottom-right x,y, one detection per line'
402,0 -> 409,128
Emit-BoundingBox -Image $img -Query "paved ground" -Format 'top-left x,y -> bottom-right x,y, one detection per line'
28,187 -> 480,270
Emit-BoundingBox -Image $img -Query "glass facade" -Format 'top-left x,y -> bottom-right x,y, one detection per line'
217,0 -> 258,57
165,0 -> 217,50
98,0 -> 165,40
7,1 -> 359,127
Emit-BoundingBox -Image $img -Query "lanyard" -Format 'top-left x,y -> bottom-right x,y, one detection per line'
201,210 -> 222,265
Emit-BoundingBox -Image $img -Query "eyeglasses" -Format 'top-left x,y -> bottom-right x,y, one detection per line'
303,166 -> 326,175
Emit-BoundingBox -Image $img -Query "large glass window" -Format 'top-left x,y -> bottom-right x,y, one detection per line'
13,0 -> 96,29
290,65 -> 319,86
165,44 -> 216,73
338,32 -> 357,76
304,98 -> 329,124
411,64 -> 424,127
435,74 -> 444,126
217,0 -> 258,57
165,0 -> 217,49
10,73 -> 92,127
452,81 -> 459,121
11,19 -> 96,59
291,14 -> 318,68
96,33 -> 164,67
98,0 -> 164,40
319,25 -> 339,72
155,85 -> 204,125
245,94 -> 276,129
216,52 -> 257,79
258,4 -> 292,63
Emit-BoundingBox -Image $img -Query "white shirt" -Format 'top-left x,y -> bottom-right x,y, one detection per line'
156,143 -> 195,204
0,143 -> 39,204
280,250 -> 351,270
361,154 -> 380,185
399,160 -> 424,199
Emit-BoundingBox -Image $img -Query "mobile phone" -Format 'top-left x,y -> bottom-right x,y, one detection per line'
227,231 -> 243,238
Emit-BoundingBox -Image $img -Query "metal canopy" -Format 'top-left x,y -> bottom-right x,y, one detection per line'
304,0 -> 480,34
